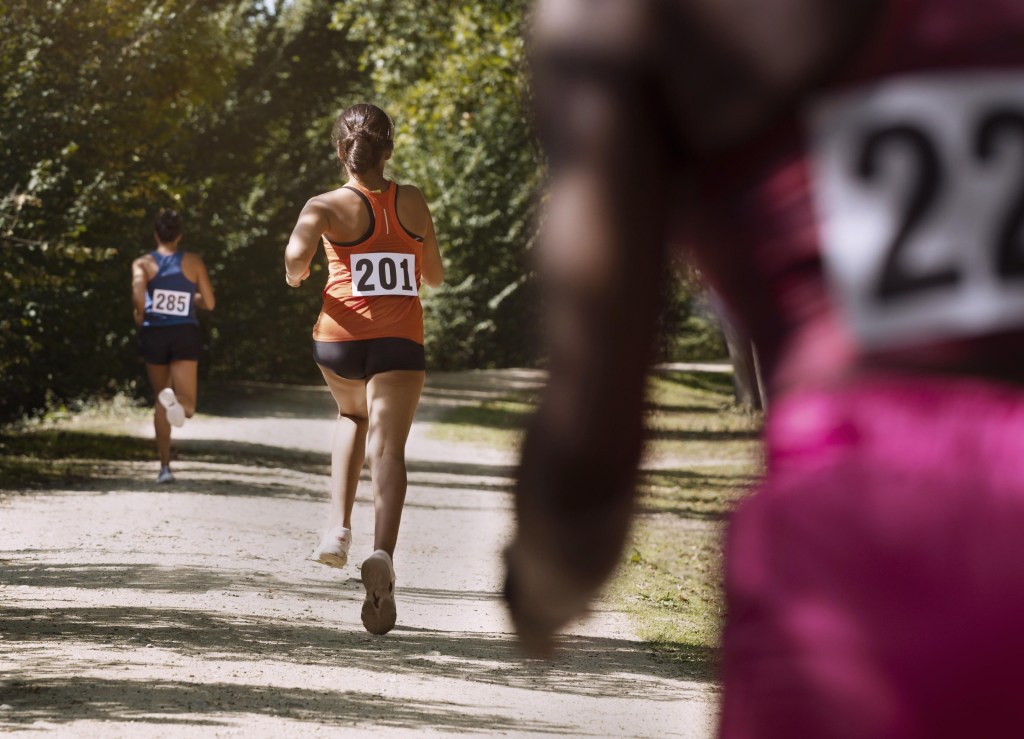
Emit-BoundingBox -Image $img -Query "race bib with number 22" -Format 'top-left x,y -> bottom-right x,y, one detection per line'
808,72 -> 1024,349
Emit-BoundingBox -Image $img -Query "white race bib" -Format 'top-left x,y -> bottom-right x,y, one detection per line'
808,72 -> 1024,349
350,252 -> 418,297
151,288 -> 191,316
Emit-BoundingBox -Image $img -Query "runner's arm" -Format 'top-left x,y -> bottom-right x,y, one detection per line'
193,255 -> 216,311
131,257 -> 148,326
421,218 -> 443,288
506,0 -> 886,657
408,186 -> 444,287
284,196 -> 330,287
506,12 -> 675,655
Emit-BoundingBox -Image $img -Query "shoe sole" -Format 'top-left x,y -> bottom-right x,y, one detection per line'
165,405 -> 185,427
314,551 -> 348,568
360,556 -> 396,635
159,389 -> 186,427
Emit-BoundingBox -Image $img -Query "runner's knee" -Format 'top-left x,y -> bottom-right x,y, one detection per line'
339,412 -> 368,426
366,428 -> 405,465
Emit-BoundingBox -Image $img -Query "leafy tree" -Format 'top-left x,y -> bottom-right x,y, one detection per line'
0,0 -> 267,422
333,0 -> 541,368
0,0 -> 362,422
176,0 -> 365,384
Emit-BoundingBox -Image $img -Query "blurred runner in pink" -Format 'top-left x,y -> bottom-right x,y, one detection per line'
509,0 -> 1024,735
726,375 -> 1024,737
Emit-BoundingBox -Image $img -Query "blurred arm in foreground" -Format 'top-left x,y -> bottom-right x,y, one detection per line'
507,0 -> 881,655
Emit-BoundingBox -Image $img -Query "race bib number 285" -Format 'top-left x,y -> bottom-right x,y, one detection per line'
152,289 -> 191,316
350,252 -> 418,297
808,72 -> 1024,349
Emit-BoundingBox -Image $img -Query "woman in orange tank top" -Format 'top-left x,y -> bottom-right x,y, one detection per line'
284,103 -> 444,635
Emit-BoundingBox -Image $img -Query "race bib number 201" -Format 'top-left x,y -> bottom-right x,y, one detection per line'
152,289 -> 191,316
808,72 -> 1024,349
350,252 -> 418,297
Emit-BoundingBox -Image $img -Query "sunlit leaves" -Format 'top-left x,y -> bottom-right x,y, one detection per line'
333,0 -> 540,368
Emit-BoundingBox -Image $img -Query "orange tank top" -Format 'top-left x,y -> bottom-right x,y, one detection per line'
313,181 -> 425,344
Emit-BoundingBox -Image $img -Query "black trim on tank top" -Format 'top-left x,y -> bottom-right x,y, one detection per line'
393,184 -> 425,242
326,186 -> 375,247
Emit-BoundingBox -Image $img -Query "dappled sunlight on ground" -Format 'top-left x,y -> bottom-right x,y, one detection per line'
0,371 -> 720,737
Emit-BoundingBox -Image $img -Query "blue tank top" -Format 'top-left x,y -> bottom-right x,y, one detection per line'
143,251 -> 198,327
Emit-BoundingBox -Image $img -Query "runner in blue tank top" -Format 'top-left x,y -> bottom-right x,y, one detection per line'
143,251 -> 199,328
131,209 -> 216,483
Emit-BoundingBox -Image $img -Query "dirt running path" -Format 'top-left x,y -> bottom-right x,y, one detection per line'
0,370 -> 719,737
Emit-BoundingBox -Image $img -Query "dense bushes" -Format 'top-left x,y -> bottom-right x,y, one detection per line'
0,0 -> 360,422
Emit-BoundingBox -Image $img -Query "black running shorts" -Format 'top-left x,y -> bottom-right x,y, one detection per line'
313,337 -> 425,380
138,324 -> 202,365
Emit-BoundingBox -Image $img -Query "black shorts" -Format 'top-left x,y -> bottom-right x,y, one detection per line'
138,324 -> 202,365
313,337 -> 425,380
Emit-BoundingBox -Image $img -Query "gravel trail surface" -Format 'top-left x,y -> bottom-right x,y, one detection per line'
1,371 -> 719,737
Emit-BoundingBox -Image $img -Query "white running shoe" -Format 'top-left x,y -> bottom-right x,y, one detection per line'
156,465 -> 175,484
360,549 -> 397,635
312,526 -> 352,568
158,387 -> 186,428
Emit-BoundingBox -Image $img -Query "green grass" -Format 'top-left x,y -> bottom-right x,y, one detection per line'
617,370 -> 762,676
0,397 -> 157,489
610,517 -> 725,680
0,429 -> 152,461
637,463 -> 760,519
644,371 -> 763,463
649,370 -> 736,400
0,391 -> 157,487
425,398 -> 532,450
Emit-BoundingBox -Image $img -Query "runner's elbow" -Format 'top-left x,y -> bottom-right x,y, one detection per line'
284,245 -> 310,274
422,262 -> 444,288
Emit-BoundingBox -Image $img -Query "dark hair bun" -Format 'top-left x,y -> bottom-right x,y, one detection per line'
332,103 -> 394,175
344,137 -> 376,175
154,209 -> 182,243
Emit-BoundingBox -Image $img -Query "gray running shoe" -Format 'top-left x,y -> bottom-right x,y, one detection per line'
360,550 -> 397,635
156,465 -> 175,484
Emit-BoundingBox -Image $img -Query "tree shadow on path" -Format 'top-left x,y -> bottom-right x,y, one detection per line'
0,675 -> 573,735
2,603 -> 717,699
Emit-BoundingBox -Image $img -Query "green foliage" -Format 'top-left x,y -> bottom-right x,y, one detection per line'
180,0 -> 365,384
0,0 -> 363,422
657,270 -> 728,363
1,0 -> 724,426
1,0 -> 265,422
334,0 -> 541,368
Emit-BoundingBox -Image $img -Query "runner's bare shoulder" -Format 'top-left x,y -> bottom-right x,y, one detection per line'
395,184 -> 430,237
665,0 -> 885,149
321,187 -> 373,244
133,253 -> 157,278
181,251 -> 208,280
532,0 -> 885,153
